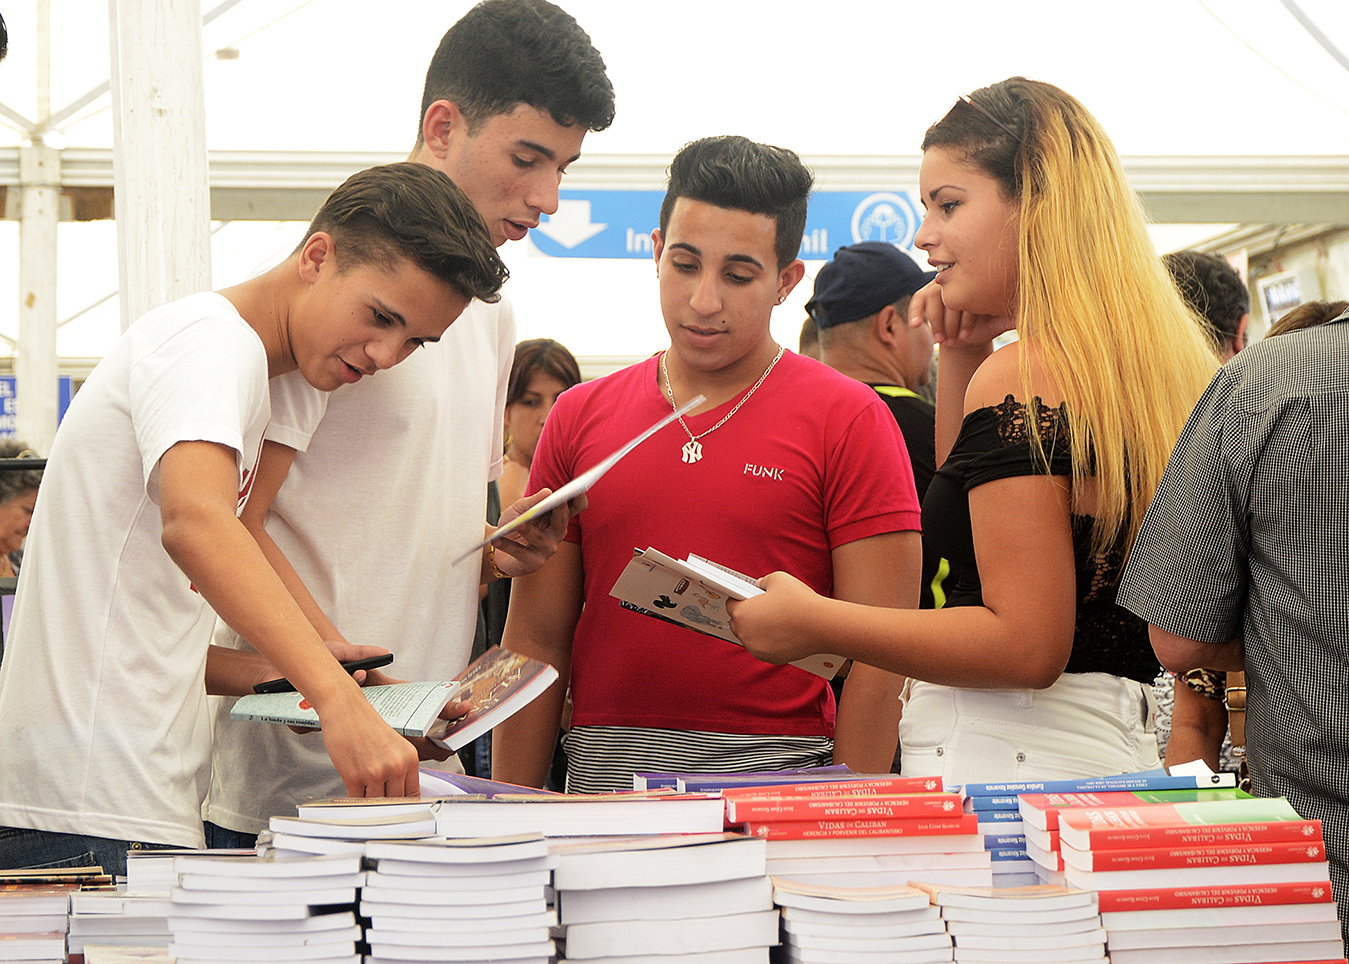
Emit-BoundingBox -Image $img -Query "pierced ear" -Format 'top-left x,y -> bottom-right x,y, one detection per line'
777,259 -> 806,301
421,100 -> 467,156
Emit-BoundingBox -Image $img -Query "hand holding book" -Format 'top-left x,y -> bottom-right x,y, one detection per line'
724,568 -> 840,668
453,394 -> 705,566
482,485 -> 587,579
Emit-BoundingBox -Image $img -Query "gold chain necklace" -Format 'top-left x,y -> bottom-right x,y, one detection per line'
660,346 -> 785,464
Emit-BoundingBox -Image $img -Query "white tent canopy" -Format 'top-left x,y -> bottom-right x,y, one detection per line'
2,0 -> 1348,436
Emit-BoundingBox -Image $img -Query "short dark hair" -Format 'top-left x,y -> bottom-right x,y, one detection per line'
0,440 -> 43,505
303,163 -> 508,305
507,338 -> 582,407
658,135 -> 814,270
1163,250 -> 1250,353
418,0 -> 615,139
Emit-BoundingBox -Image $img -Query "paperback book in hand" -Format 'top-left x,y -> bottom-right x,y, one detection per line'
609,546 -> 844,679
229,647 -> 557,751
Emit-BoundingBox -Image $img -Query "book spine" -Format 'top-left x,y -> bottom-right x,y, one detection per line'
1070,819 -> 1324,852
963,794 -> 1020,811
739,814 -> 978,839
1072,839 -> 1327,871
229,708 -> 320,728
1096,879 -> 1339,912
960,772 -> 1234,795
726,793 -> 963,823
720,775 -> 942,798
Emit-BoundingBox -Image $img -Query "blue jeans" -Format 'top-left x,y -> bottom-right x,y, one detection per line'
0,826 -> 178,878
202,821 -> 257,851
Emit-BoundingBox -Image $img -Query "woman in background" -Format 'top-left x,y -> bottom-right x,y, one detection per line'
499,339 -> 582,509
0,442 -> 43,578
728,77 -> 1218,784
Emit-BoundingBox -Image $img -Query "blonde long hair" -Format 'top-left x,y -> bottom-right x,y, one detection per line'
923,78 -> 1218,555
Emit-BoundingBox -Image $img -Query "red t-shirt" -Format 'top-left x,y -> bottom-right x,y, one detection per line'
528,351 -> 921,737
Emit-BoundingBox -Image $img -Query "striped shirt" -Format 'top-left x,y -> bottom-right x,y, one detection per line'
562,726 -> 832,795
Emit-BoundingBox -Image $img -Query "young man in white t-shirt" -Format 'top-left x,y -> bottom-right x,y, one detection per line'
200,0 -> 615,846
0,163 -> 506,875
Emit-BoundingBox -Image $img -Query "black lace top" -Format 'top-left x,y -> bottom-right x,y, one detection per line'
922,395 -> 1159,684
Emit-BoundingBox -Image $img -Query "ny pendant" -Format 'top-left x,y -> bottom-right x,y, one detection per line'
681,439 -> 703,464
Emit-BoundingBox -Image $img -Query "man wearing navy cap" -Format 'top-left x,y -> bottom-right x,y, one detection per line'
808,242 -> 944,610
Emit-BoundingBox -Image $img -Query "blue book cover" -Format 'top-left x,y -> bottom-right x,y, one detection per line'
633,765 -> 855,791
958,768 -> 1235,797
989,847 -> 1031,861
962,794 -> 1020,811
984,834 -> 1027,849
673,765 -> 859,793
975,809 -> 1024,823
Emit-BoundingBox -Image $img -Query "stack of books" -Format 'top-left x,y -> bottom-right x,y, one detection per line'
266,801 -> 440,856
720,775 -> 989,888
360,834 -> 556,964
69,848 -> 261,961
961,769 -> 1239,887
549,833 -> 777,962
0,879 -> 74,964
1018,786 -> 1255,885
1041,795 -> 1345,962
957,785 -> 1038,886
910,882 -> 1107,963
428,789 -> 726,838
772,878 -> 953,964
1,866 -> 113,964
67,887 -> 174,964
287,784 -> 725,842
164,852 -> 362,964
1098,881 -> 1345,963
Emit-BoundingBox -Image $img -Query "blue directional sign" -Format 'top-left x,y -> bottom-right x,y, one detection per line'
0,376 -> 74,438
532,189 -> 926,260
531,191 -> 664,259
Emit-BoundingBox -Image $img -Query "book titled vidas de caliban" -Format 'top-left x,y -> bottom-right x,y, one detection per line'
229,648 -> 557,750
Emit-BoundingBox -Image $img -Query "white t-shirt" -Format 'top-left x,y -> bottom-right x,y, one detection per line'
0,292 -> 270,848
204,296 -> 515,833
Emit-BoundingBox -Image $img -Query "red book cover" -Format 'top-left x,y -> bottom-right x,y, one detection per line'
1063,839 -> 1327,872
720,775 -> 943,799
1095,879 -> 1337,913
1018,787 -> 1252,831
1057,808 -> 1320,853
725,792 -> 963,824
1059,817 -> 1324,853
739,813 -> 978,840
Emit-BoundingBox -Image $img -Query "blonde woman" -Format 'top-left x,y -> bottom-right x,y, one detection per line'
728,77 -> 1218,785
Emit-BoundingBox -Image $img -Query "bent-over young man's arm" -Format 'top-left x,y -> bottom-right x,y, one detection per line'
491,540 -> 584,788
829,531 -> 921,772
159,439 -> 420,798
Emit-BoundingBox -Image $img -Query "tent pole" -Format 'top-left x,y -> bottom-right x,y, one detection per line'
107,0 -> 211,334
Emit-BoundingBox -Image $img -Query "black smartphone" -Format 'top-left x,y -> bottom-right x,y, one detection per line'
251,652 -> 395,694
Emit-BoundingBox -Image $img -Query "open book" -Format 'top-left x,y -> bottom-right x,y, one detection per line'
229,647 -> 557,751
609,547 -> 844,679
453,394 -> 705,565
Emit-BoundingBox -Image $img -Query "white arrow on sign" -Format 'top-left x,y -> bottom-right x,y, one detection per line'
535,199 -> 607,249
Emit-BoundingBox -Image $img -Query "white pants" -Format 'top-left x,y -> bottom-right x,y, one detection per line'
898,672 -> 1161,787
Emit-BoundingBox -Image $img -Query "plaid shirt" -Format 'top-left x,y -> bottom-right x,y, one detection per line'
1119,309 -> 1349,947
